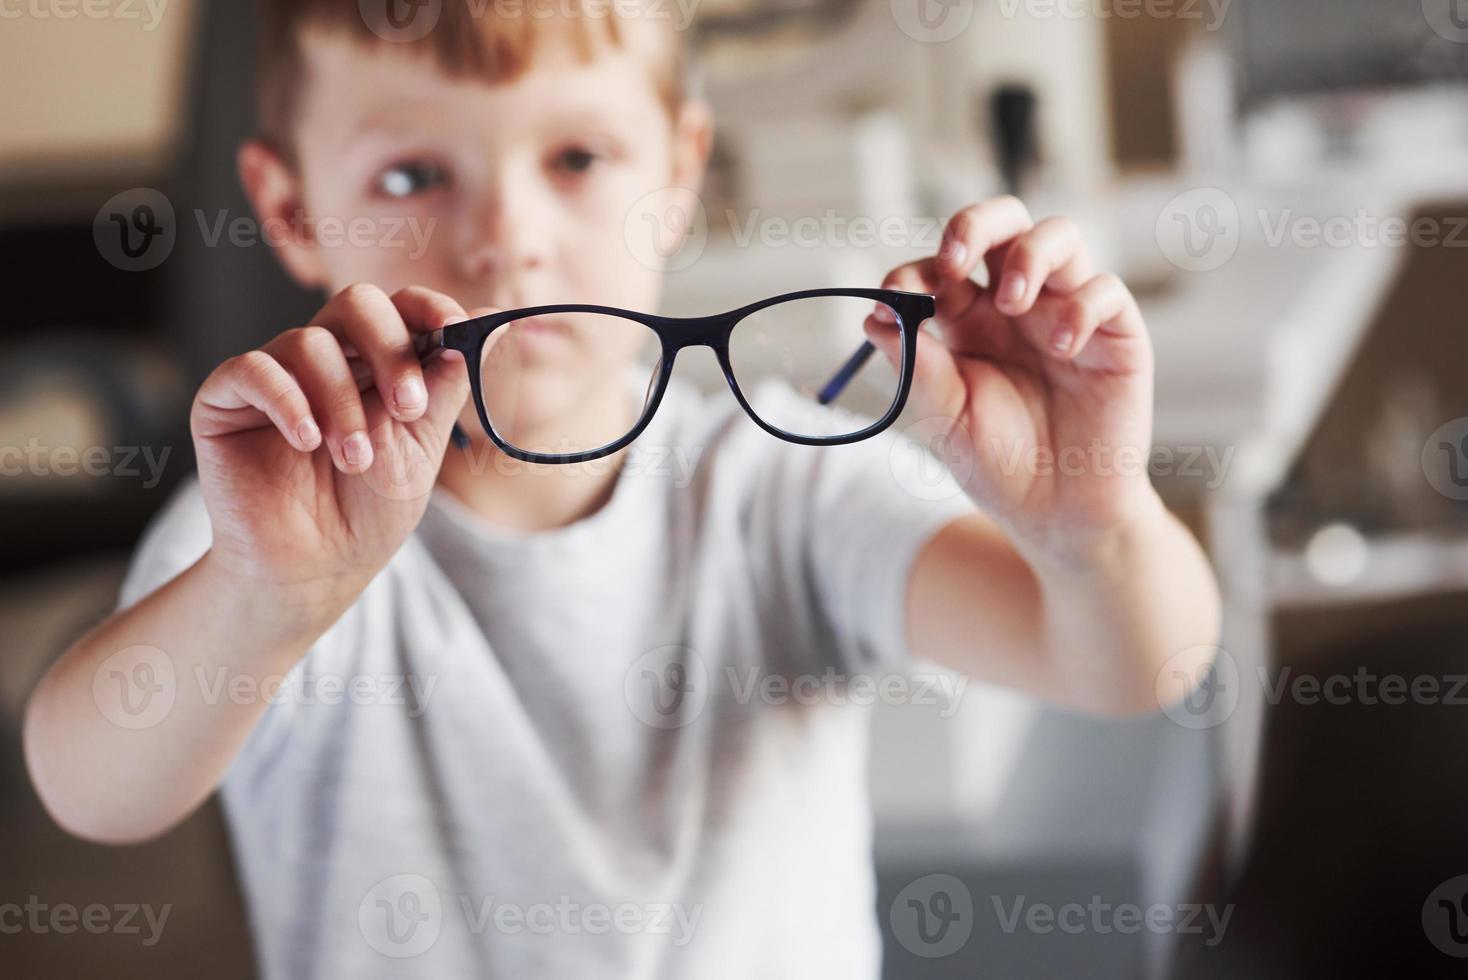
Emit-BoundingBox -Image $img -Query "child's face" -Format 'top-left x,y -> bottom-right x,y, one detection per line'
248,29 -> 709,449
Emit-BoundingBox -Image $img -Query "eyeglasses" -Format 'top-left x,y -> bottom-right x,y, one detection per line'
418,288 -> 934,464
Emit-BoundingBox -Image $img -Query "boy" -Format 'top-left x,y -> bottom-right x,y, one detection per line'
24,1 -> 1220,976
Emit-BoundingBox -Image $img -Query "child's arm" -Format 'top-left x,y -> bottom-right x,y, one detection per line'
23,549 -> 355,843
23,284 -> 475,843
907,505 -> 1218,715
861,197 -> 1221,713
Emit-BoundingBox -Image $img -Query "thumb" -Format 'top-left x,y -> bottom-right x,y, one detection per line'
416,306 -> 498,452
865,316 -> 965,423
418,347 -> 471,452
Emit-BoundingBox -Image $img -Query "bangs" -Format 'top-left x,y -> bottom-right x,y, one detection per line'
258,0 -> 684,159
350,0 -> 626,82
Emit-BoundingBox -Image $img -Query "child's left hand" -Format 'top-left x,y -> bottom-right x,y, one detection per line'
866,196 -> 1159,558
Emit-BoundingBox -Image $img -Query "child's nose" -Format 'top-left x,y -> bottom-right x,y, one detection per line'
456,185 -> 548,281
457,239 -> 505,281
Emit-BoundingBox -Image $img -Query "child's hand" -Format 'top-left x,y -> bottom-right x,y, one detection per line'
190,284 -> 475,603
867,197 -> 1157,558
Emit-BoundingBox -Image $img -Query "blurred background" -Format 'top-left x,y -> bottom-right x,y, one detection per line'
4,0 -> 1468,976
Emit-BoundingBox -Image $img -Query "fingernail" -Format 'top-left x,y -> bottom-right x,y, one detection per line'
1000,273 -> 1027,307
394,377 -> 427,413
943,241 -> 968,267
297,418 -> 321,448
1051,328 -> 1075,355
873,303 -> 896,324
343,431 -> 373,469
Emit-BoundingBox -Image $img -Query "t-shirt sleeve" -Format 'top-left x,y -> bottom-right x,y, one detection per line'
116,476 -> 215,611
750,382 -> 978,673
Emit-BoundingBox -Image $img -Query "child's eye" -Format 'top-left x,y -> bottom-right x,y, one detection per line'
551,147 -> 601,176
375,160 -> 448,199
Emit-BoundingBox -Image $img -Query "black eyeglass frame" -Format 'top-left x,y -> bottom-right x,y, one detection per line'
420,287 -> 934,465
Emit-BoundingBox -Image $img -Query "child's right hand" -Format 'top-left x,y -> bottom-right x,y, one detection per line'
190,284 -> 475,607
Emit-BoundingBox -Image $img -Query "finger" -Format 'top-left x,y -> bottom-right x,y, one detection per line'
390,285 -> 469,335
936,196 -> 1034,283
417,342 -> 472,451
418,305 -> 496,449
193,350 -> 322,452
878,261 -> 1019,362
994,217 -> 1093,316
1032,273 -> 1140,361
266,326 -> 374,473
876,261 -> 981,326
863,313 -> 966,421
874,262 -> 934,324
313,283 -> 426,423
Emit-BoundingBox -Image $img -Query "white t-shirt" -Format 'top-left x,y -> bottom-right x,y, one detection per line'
117,377 -> 975,980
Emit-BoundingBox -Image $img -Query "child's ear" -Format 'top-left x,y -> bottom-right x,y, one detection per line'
237,139 -> 328,289
672,101 -> 714,194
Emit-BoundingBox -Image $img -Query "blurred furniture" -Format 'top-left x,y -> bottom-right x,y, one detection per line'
0,0 -> 197,190
1171,620 -> 1468,977
1128,180 -> 1412,881
0,3 -> 308,977
1227,0 -> 1468,108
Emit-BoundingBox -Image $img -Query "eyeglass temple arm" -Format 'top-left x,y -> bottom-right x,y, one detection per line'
817,340 -> 876,406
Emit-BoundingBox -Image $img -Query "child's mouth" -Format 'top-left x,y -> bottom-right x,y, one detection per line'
509,315 -> 573,337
